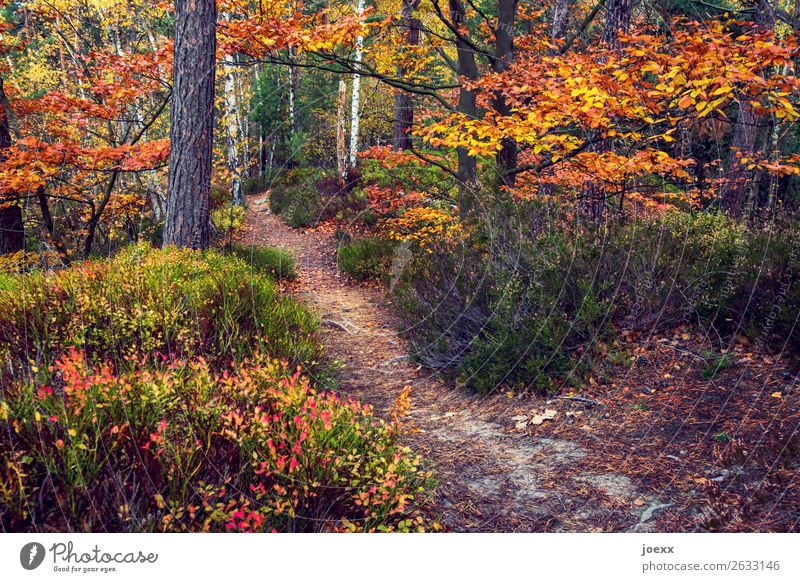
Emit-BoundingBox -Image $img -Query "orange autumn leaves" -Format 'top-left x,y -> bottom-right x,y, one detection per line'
417,19 -> 800,205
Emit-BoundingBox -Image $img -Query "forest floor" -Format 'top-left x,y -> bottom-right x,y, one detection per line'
240,192 -> 800,532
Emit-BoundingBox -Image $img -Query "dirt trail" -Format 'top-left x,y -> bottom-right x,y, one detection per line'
241,193 -> 672,532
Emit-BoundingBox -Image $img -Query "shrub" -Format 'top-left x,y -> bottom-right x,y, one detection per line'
396,201 -> 800,393
337,237 -> 397,281
0,349 -> 434,532
269,167 -> 324,228
0,244 -> 320,379
396,220 -> 612,393
225,243 -> 297,280
211,203 -> 247,242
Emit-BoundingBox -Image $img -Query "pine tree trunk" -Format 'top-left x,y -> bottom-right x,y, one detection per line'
163,0 -> 216,249
602,0 -> 631,49
582,0 -> 631,219
721,0 -> 776,216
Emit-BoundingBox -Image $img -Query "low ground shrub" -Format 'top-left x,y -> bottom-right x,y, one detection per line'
337,237 -> 397,281
396,201 -> 800,393
211,203 -> 247,243
0,244 -> 320,379
225,243 -> 297,280
0,349 -> 433,532
269,167 -> 325,228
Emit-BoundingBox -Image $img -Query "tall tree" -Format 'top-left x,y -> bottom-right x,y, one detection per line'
163,0 -> 217,249
603,0 -> 632,49
582,0 -> 632,218
0,77 -> 23,255
222,13 -> 245,206
349,0 -> 367,168
721,0 -> 776,216
447,0 -> 479,213
551,0 -> 573,43
393,0 -> 421,151
493,0 -> 519,187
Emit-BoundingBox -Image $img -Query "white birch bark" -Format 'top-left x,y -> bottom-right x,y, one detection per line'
336,77 -> 348,185
222,15 -> 244,205
348,0 -> 366,169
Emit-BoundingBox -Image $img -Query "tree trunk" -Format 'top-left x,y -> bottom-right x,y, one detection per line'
223,48 -> 244,205
336,76 -> 348,186
393,0 -> 420,151
582,0 -> 631,218
0,76 -> 24,254
163,0 -> 216,249
349,0 -> 366,169
285,49 -> 301,168
551,0 -> 572,43
449,0 -> 479,215
602,0 -> 631,49
493,0 -> 519,188
721,0 -> 776,216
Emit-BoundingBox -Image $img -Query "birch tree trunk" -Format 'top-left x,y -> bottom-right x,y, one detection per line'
336,77 -> 348,186
223,52 -> 244,206
348,0 -> 366,169
235,57 -> 250,177
286,48 -> 301,167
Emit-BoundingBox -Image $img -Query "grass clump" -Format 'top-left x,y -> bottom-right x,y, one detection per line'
396,202 -> 800,394
269,167 -> 324,228
225,243 -> 297,280
337,237 -> 397,281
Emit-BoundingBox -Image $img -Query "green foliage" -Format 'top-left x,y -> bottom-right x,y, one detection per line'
337,237 -> 396,281
211,203 -> 246,241
360,153 -> 456,203
269,167 -> 324,228
700,351 -> 737,379
225,242 -> 297,280
0,349 -> 433,532
0,242 -> 436,533
0,243 -> 320,376
396,200 -> 800,393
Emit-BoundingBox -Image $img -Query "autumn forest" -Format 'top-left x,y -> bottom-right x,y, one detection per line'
1,0 -> 799,534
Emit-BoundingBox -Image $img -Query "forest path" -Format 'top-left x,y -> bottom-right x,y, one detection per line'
240,192 -> 671,532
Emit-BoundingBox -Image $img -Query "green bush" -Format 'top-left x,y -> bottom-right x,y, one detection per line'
211,203 -> 247,241
0,244 -> 435,533
337,237 -> 397,281
225,243 -> 297,280
0,243 -> 320,378
269,167 -> 324,228
396,201 -> 800,393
